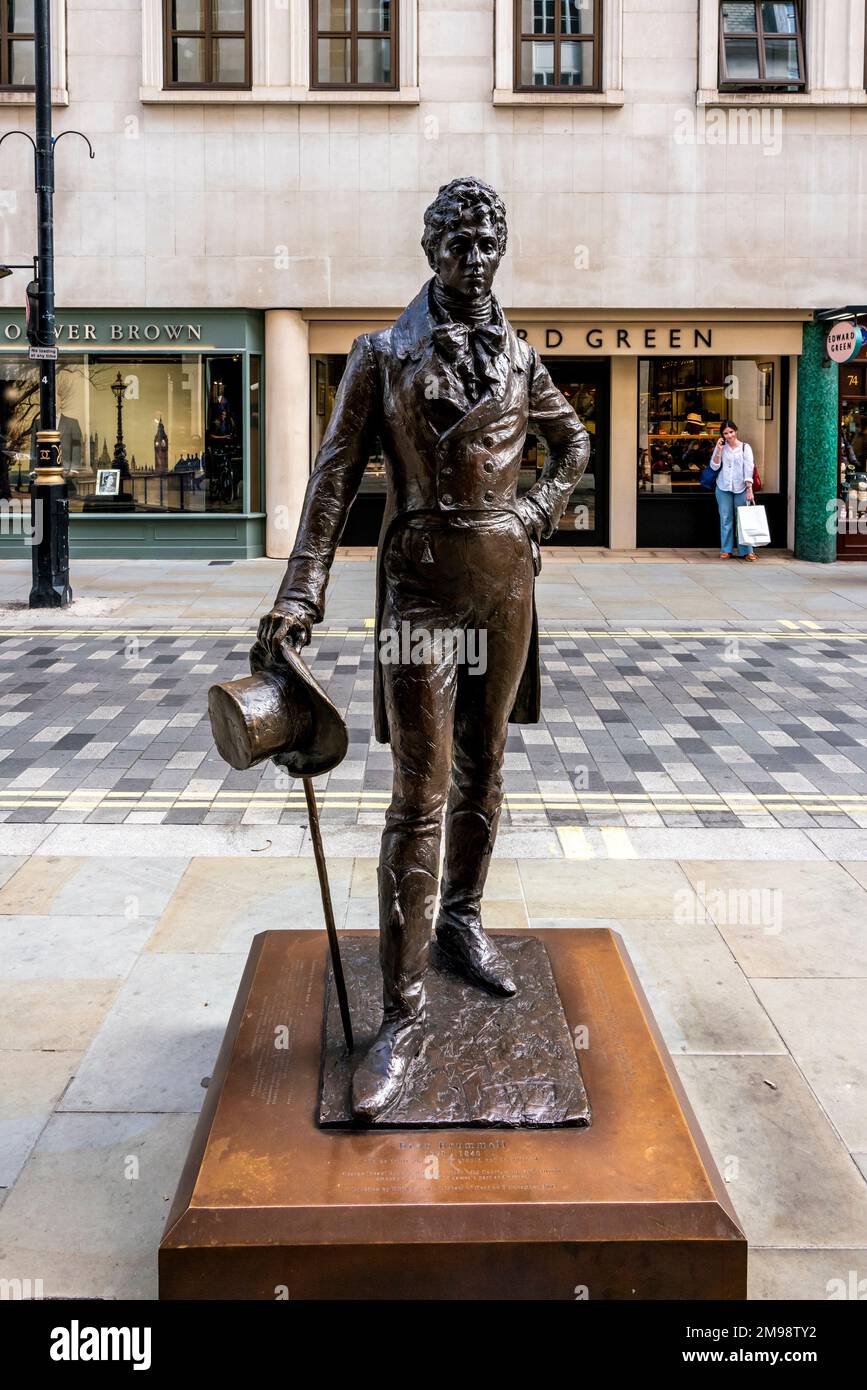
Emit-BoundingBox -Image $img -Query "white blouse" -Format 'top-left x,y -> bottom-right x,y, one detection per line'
712,441 -> 754,493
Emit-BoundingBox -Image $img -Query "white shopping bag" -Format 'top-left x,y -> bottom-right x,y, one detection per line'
737,502 -> 771,547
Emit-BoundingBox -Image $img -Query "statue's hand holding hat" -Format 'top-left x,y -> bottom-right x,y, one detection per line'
255,599 -> 313,667
208,599 -> 347,779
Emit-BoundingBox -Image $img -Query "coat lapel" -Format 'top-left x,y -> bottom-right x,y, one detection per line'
391,279 -> 524,444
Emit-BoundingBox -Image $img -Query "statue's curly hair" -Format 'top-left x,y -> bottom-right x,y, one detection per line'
421,177 -> 508,270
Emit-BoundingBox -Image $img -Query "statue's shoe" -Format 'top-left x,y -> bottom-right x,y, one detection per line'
435,919 -> 517,997
351,1015 -> 425,1123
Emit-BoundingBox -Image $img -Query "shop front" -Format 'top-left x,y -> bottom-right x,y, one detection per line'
837,348 -> 867,559
310,348 -> 609,547
304,310 -> 806,552
0,309 -> 264,558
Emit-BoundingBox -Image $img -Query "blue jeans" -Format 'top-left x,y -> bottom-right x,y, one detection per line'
716,486 -> 753,557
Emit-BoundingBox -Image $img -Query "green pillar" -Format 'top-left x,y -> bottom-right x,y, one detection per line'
795,320 -> 838,562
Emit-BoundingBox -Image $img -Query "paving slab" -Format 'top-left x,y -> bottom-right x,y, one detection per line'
610,919 -> 787,1056
0,1050 -> 79,1188
752,978 -> 867,1153
679,860 -> 867,977
748,1250 -> 867,1301
518,858 -> 695,920
0,915 -> 156,981
0,1112 -> 197,1299
60,951 -> 249,1113
674,1055 -> 867,1249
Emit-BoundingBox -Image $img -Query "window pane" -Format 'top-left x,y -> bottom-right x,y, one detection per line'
560,40 -> 593,85
521,40 -> 554,85
722,2 -> 758,33
357,0 -> 391,32
318,0 -> 349,28
249,356 -> 261,514
764,35 -> 801,79
520,0 -> 555,34
8,38 -> 34,84
172,36 -> 204,81
212,36 -> 245,82
8,1 -> 35,32
561,0 -> 594,36
723,38 -> 760,78
761,2 -> 797,34
318,37 -> 350,82
357,36 -> 392,83
213,0 -> 246,30
172,0 -> 204,27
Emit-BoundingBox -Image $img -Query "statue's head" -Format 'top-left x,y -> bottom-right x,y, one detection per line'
421,177 -> 507,300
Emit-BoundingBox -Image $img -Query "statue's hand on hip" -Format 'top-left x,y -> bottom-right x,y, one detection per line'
253,601 -> 313,670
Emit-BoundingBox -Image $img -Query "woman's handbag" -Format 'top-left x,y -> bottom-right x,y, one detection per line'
700,455 -> 719,490
737,501 -> 771,547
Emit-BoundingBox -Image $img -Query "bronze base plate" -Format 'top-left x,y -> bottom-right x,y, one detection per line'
160,929 -> 747,1300
319,936 -> 591,1127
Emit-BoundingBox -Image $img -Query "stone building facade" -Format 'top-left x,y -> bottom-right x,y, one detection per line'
0,0 -> 863,559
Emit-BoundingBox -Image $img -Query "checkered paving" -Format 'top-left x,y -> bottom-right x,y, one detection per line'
3,624 -> 867,829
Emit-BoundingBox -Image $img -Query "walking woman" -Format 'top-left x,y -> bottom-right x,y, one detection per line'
711,420 -> 756,561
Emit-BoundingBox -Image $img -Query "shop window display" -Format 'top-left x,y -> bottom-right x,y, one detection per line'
313,353 -> 605,542
839,363 -> 867,530
638,356 -> 781,497
0,353 -> 249,514
521,360 -> 603,536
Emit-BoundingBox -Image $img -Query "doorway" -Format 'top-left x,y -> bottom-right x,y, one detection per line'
528,356 -> 610,547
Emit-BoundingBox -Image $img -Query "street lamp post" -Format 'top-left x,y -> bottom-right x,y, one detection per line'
0,0 -> 93,607
28,0 -> 67,608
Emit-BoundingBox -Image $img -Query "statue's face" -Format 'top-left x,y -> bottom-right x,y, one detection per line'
434,210 -> 502,299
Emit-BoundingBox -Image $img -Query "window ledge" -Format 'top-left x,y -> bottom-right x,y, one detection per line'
492,87 -> 624,108
0,88 -> 68,106
698,87 -> 867,108
140,84 -> 419,105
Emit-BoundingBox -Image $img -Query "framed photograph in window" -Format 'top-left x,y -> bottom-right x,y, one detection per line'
757,362 -> 774,421
96,468 -> 120,497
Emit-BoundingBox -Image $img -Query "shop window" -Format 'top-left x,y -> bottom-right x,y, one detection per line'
719,2 -> 805,91
839,364 -> 867,544
249,354 -> 262,513
521,358 -> 607,540
311,0 -> 398,90
638,357 -> 781,497
313,353 -> 386,487
163,0 -> 252,89
0,353 -> 250,516
514,0 -> 601,91
0,2 -> 35,88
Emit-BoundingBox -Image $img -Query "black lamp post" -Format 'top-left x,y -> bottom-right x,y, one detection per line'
111,372 -> 131,478
0,0 -> 93,607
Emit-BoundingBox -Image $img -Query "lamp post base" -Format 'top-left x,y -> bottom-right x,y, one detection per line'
29,430 -> 72,609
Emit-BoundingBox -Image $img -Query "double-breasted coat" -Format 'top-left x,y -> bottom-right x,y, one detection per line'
276,279 -> 591,744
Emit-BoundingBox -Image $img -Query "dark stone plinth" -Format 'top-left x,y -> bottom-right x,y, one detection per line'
319,936 -> 591,1128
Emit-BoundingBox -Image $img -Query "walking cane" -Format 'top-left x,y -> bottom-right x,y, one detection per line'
303,777 -> 354,1053
208,643 -> 354,1051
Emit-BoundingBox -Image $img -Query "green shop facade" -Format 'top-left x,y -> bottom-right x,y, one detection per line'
0,308 -> 264,559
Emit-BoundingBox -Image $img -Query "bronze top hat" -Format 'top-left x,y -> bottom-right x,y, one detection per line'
208,640 -> 347,777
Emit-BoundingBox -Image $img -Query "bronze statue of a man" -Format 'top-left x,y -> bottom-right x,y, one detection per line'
256,177 -> 590,1121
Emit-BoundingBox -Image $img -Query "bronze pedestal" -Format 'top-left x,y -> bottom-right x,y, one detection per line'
159,928 -> 746,1301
